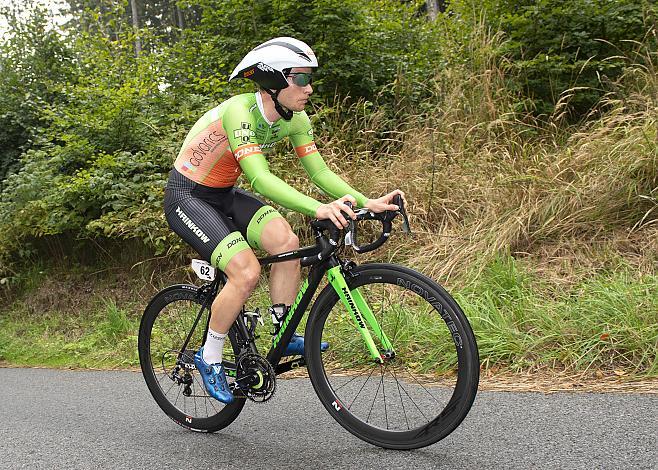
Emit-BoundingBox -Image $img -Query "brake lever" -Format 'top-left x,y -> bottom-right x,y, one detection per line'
343,201 -> 356,246
393,194 -> 411,234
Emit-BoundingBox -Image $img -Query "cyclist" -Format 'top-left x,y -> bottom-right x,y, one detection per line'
164,37 -> 406,404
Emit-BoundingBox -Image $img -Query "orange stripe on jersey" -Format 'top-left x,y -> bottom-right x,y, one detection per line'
295,142 -> 318,158
234,144 -> 262,161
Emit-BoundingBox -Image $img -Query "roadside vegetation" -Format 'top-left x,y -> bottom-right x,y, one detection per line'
0,1 -> 656,378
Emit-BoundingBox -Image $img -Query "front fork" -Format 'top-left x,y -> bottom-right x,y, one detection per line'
326,265 -> 394,363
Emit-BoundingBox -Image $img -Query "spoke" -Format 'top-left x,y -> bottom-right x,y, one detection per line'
394,373 -> 431,423
192,373 -> 221,415
381,363 -> 389,429
163,378 -> 177,398
333,368 -> 372,392
402,367 -> 444,407
348,365 -> 378,410
204,383 -> 209,417
366,365 -> 384,424
391,365 -> 410,430
173,381 -> 183,407
156,372 -> 170,386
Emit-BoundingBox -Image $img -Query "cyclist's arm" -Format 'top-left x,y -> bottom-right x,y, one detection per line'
223,109 -> 322,217
289,113 -> 369,208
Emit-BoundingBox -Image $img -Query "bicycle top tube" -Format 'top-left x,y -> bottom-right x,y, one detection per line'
257,195 -> 408,268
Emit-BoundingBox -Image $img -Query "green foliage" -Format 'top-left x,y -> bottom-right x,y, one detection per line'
459,255 -> 658,374
0,4 -> 75,182
0,0 -> 441,272
0,0 -> 656,279
451,0 -> 657,115
169,0 -> 436,102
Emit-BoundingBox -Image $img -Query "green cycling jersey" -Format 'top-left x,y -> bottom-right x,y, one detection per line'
173,92 -> 368,216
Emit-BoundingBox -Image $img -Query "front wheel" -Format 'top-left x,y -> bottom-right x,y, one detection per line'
305,264 -> 479,449
138,284 -> 245,432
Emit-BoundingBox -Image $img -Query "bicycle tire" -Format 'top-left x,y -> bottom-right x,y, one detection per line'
305,263 -> 479,449
138,284 -> 245,432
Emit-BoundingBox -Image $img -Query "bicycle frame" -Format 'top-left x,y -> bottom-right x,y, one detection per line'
259,250 -> 387,372
183,234 -> 391,379
179,196 -> 412,379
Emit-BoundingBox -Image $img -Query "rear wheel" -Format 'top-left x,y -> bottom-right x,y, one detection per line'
306,264 -> 479,449
138,284 -> 245,432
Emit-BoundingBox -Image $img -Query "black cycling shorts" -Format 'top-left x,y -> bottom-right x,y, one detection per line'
164,169 -> 282,270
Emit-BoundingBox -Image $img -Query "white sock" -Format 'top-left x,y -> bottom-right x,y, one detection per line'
202,328 -> 226,364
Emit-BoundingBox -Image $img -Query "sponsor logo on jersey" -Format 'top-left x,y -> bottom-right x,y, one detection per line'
234,123 -> 256,144
175,206 -> 210,244
181,161 -> 197,173
188,130 -> 227,167
234,144 -> 262,161
294,142 -> 318,158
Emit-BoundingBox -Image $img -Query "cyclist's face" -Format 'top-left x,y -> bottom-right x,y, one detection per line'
278,67 -> 313,112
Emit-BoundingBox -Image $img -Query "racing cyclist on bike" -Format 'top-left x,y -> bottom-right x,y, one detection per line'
164,37 -> 406,404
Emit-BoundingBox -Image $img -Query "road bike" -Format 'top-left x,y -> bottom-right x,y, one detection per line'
138,196 -> 479,449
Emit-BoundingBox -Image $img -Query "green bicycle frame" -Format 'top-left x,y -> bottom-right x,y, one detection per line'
326,266 -> 394,363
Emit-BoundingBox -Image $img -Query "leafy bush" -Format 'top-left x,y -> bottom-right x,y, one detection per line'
450,0 -> 657,115
0,5 -> 75,182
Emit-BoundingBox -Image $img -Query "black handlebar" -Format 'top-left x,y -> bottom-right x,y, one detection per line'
300,219 -> 340,267
300,195 -> 411,267
394,194 -> 411,234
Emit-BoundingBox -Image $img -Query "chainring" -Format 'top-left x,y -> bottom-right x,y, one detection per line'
235,353 -> 276,403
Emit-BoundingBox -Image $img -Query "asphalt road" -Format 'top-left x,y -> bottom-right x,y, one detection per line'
0,368 -> 655,470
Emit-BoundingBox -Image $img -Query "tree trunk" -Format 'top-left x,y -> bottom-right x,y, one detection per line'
426,0 -> 446,20
426,0 -> 438,20
175,3 -> 186,29
129,0 -> 141,56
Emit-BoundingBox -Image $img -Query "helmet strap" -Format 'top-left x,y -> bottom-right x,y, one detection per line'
262,88 -> 293,121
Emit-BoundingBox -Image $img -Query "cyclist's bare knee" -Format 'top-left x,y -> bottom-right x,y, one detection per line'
224,250 -> 260,295
260,218 -> 299,255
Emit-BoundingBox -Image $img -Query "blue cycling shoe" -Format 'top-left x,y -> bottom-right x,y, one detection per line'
283,333 -> 329,356
194,347 -> 234,404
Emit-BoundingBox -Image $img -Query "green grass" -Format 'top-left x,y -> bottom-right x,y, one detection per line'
1,255 -> 655,377
458,255 -> 658,376
0,299 -> 140,368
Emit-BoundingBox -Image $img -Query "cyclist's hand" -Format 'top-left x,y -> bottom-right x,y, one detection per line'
316,195 -> 357,229
364,189 -> 407,213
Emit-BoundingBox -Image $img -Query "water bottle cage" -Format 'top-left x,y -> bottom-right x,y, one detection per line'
268,303 -> 288,336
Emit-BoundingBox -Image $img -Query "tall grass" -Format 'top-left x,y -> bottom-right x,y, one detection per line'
458,255 -> 658,375
313,23 -> 657,284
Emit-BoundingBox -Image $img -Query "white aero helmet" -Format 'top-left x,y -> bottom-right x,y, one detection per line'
230,37 -> 318,89
230,37 -> 318,120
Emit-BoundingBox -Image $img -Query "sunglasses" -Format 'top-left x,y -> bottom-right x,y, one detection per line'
287,72 -> 313,87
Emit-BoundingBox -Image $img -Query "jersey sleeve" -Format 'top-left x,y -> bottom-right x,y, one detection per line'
222,102 -> 322,217
289,112 -> 369,208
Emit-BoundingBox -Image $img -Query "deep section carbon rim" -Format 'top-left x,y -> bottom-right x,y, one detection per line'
307,265 -> 479,449
138,285 -> 244,431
